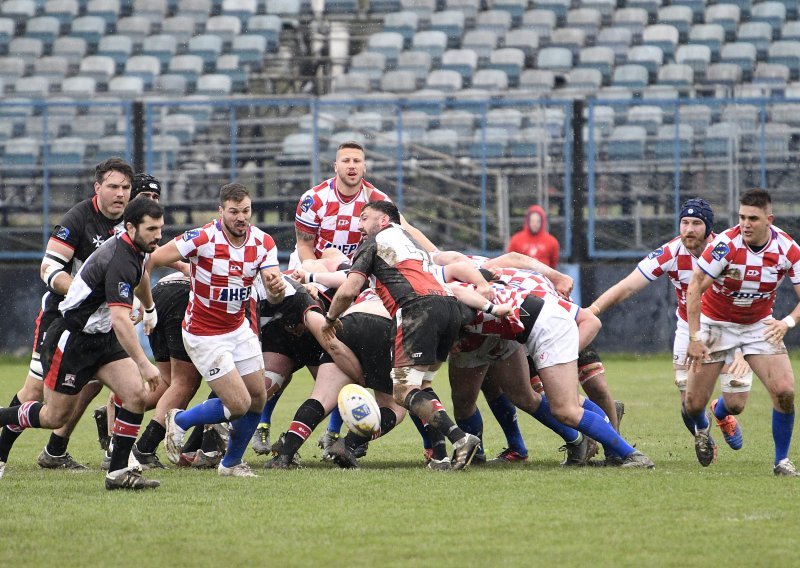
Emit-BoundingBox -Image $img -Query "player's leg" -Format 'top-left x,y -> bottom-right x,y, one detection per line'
746,353 -> 798,475
684,358 -> 725,466
481,375 -> 529,461
709,357 -> 752,451
0,361 -> 46,468
577,346 -> 619,432
253,351 -> 294,454
449,362 -> 489,463
219,359 -> 267,473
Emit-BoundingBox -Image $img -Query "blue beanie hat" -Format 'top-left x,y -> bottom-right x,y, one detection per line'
680,198 -> 714,238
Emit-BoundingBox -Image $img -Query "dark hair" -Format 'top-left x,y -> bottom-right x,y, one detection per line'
124,195 -> 164,227
740,189 -> 772,210
219,182 -> 250,205
95,157 -> 134,185
363,200 -> 401,224
132,173 -> 162,199
337,141 -> 365,154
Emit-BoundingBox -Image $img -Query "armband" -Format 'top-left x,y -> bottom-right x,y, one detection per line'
782,315 -> 796,329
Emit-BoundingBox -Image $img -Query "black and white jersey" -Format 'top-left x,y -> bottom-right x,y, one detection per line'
42,196 -> 125,314
58,232 -> 146,334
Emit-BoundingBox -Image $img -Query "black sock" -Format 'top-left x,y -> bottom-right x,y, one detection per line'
200,426 -> 222,453
108,408 -> 143,473
405,389 -> 465,445
0,395 -> 23,461
182,426 -> 204,453
46,433 -> 69,456
283,399 -> 326,456
136,420 -> 166,454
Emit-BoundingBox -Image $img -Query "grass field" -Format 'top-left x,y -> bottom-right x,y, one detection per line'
2,354 -> 799,567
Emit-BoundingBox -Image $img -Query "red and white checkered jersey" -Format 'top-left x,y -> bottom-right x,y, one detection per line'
698,225 -> 800,324
637,235 -> 707,322
495,267 -> 578,317
175,221 -> 279,335
294,177 -> 391,260
350,224 -> 451,316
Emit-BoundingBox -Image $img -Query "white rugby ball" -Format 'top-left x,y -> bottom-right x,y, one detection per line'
337,384 -> 381,437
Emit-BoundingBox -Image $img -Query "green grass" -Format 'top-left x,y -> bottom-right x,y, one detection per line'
2,354 -> 800,567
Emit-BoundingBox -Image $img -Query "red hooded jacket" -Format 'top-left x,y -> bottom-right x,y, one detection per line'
506,205 -> 560,268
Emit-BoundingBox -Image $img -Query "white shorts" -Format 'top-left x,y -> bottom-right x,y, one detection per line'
701,314 -> 788,362
524,300 -> 579,370
450,336 -> 520,369
287,249 -> 301,271
182,321 -> 264,382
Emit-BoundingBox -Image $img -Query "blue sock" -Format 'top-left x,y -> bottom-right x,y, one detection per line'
581,398 -> 609,422
532,395 -> 581,444
327,407 -> 344,433
682,401 -> 709,432
175,398 -> 227,430
221,411 -> 261,468
577,409 -> 635,458
712,397 -> 729,420
772,409 -> 794,464
408,412 -> 432,449
679,403 -> 696,435
456,409 -> 485,454
260,389 -> 282,424
487,393 -> 527,455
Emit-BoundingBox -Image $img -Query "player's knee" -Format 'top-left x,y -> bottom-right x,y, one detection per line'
683,391 -> 705,414
776,390 -> 795,414
578,361 -> 605,386
674,369 -> 688,391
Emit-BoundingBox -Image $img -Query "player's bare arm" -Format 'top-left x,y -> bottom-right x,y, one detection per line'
399,213 -> 437,253
110,304 -> 160,391
321,272 -> 367,341
483,252 -> 574,297
686,268 -> 714,370
295,227 -> 317,262
147,239 -> 184,269
134,271 -> 157,335
442,261 -> 496,301
764,282 -> 800,344
588,269 -> 650,316
40,239 -> 75,295
447,283 -> 512,317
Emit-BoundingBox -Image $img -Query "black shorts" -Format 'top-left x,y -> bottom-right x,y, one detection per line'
578,344 -> 602,368
41,318 -> 128,395
148,279 -> 191,363
261,320 -> 325,372
393,296 -> 470,367
319,313 -> 393,394
32,306 -> 59,354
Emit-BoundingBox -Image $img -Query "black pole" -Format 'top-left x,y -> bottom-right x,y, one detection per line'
132,100 -> 145,173
570,99 -> 587,264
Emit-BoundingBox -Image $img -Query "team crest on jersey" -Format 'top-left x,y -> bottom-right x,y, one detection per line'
647,247 -> 664,259
183,229 -> 200,241
118,282 -> 131,298
722,268 -> 742,280
337,218 -> 350,227
711,242 -> 729,261
54,225 -> 70,240
63,374 -> 76,388
300,196 -> 314,213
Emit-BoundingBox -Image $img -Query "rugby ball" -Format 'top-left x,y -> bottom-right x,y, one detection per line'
337,384 -> 381,438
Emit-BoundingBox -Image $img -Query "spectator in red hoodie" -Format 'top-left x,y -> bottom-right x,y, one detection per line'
507,205 -> 560,268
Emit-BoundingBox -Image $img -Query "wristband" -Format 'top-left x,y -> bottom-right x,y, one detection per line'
782,315 -> 796,329
325,313 -> 338,324
689,332 -> 701,342
307,273 -> 315,284
145,305 -> 155,313
481,301 -> 496,315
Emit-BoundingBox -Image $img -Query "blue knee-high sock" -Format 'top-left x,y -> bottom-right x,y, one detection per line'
577,409 -> 636,458
582,398 -> 608,422
222,411 -> 261,467
175,398 -> 228,430
712,397 -> 729,420
456,409 -> 485,454
327,407 -> 344,433
680,403 -> 696,435
532,395 -> 581,444
772,409 -> 794,464
408,411 -> 432,449
682,401 -> 709,432
487,393 -> 527,455
260,389 -> 282,424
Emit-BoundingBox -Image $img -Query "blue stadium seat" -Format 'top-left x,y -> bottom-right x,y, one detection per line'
14,76 -> 50,99
231,34 -> 267,70
9,38 -> 44,71
188,34 -> 224,72
472,68 -> 509,90
47,137 -> 86,175
643,24 -> 679,61
441,49 -> 478,87
689,24 -> 725,62
367,32 -> 404,68
613,8 -> 648,43
196,73 -> 232,96
470,127 -> 509,159
429,11 -> 466,49
476,10 -> 513,40
549,27 -> 586,58
488,48 -> 525,88
676,44 -> 712,79
161,16 -> 197,47
521,9 -> 556,43
462,29 -> 498,66
0,57 -> 27,85
720,42 -> 757,81
425,69 -> 463,92
78,55 -> 116,90
412,30 -> 448,67
628,45 -> 664,81
567,8 -> 601,42
25,17 -> 60,51
61,76 -> 97,98
86,0 -> 122,32
116,16 -> 153,50
1,1 -> 38,27
206,15 -> 242,48
350,51 -> 387,90
737,22 -> 773,60
769,40 -> 800,80
401,0 -> 435,27
596,27 -> 633,64
98,35 -> 135,73
178,0 -> 212,26
751,1 -> 786,39
383,11 -> 418,49
396,50 -> 431,86
654,123 -> 693,159
658,5 -> 693,42
222,0 -> 256,25
133,0 -> 168,25
536,46 -> 573,73
52,36 -> 88,67
626,105 -> 663,135
124,55 -> 161,89
519,69 -> 555,93
703,121 -> 739,156
504,29 -> 539,68
108,75 -> 145,98
566,67 -> 603,92
169,54 -> 205,91
446,0 -> 480,28
606,125 -> 646,160
706,4 -> 740,41
494,0 -> 527,27
32,55 -> 70,91
613,64 -> 649,89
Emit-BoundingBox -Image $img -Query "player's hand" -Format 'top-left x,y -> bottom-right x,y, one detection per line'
142,305 -> 157,335
139,360 -> 161,392
491,303 -> 514,317
726,353 -> 751,379
763,318 -> 789,345
685,339 -> 709,373
552,273 -> 575,298
264,272 -> 286,297
476,282 -> 496,302
303,283 -> 320,299
321,318 -> 343,343
290,268 -> 306,282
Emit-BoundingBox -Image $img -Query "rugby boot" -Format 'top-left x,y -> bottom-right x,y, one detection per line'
451,433 -> 481,471
492,447 -> 529,463
218,461 -> 258,477
265,454 -> 300,470
620,450 -> 656,469
192,450 -> 222,469
427,457 -> 452,471
694,426 -> 717,467
164,409 -> 186,464
93,406 -> 111,451
132,445 -> 168,470
328,438 -> 359,469
37,447 -> 89,470
615,400 -> 625,428
251,422 -> 271,455
774,458 -> 800,477
559,434 -> 598,466
711,399 -> 743,450
317,430 -> 340,461
105,466 -> 160,490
